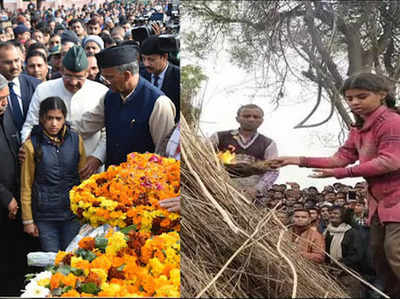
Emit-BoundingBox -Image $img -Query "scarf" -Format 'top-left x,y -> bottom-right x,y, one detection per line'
325,223 -> 352,262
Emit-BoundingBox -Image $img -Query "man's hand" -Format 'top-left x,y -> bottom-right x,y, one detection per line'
269,156 -> 301,169
159,197 -> 180,213
8,198 -> 18,220
24,223 -> 39,237
18,145 -> 26,164
79,156 -> 102,180
151,22 -> 161,35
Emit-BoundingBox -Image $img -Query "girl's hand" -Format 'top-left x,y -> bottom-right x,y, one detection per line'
269,156 -> 301,169
24,223 -> 39,237
308,169 -> 335,178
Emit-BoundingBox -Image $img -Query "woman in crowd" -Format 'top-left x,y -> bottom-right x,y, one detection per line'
271,72 -> 400,297
21,97 -> 86,252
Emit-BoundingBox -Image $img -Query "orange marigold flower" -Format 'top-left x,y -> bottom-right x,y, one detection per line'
62,273 -> 78,288
78,237 -> 95,250
61,289 -> 80,297
50,272 -> 64,289
90,254 -> 112,272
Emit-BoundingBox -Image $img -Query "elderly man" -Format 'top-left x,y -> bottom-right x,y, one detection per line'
0,73 -> 39,295
79,44 -> 175,168
21,46 -> 108,179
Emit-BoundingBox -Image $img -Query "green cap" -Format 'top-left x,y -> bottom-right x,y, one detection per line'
62,46 -> 88,72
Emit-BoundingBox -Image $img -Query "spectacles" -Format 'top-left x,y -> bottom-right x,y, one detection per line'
63,73 -> 86,81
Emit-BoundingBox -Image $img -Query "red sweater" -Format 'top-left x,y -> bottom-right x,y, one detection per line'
301,106 -> 400,223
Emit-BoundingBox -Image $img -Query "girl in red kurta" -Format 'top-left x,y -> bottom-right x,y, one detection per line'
271,73 -> 400,297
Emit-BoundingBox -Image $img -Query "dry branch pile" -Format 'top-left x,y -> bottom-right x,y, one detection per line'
180,118 -> 349,298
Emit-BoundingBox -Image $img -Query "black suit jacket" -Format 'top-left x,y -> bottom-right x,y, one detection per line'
18,74 -> 41,121
0,107 -> 20,216
141,63 -> 180,123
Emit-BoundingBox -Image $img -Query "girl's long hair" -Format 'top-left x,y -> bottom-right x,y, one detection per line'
39,96 -> 67,120
341,73 -> 397,128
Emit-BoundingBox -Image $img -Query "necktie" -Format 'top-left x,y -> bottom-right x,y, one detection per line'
8,82 -> 24,131
153,75 -> 160,88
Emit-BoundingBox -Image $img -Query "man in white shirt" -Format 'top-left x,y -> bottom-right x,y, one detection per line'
21,46 -> 108,179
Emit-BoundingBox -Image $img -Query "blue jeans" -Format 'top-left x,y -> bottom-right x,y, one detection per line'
36,219 -> 81,252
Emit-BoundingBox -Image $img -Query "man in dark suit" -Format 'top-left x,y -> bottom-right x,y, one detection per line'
140,36 -> 180,123
0,73 -> 40,296
0,41 -> 41,134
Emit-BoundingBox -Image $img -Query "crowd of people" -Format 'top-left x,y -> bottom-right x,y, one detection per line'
263,181 -> 380,298
0,0 -> 180,296
215,72 -> 400,298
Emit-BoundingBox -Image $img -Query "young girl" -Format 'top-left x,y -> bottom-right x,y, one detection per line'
21,96 -> 86,252
270,73 -> 400,297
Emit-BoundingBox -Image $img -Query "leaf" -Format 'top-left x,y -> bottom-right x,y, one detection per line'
51,287 -> 63,297
46,265 -> 58,274
94,236 -> 108,252
120,224 -> 137,234
70,267 -> 84,276
61,286 -> 72,294
57,265 -> 71,275
79,282 -> 101,294
75,248 -> 97,262
24,273 -> 36,282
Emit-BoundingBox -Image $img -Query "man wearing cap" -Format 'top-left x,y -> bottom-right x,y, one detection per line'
79,44 -> 175,168
0,72 -> 40,295
0,41 -> 41,134
140,35 -> 180,123
13,24 -> 30,44
21,46 -> 108,179
82,35 -> 104,56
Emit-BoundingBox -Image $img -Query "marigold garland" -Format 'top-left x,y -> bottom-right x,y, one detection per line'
22,153 -> 181,298
70,152 -> 180,231
48,230 -> 180,297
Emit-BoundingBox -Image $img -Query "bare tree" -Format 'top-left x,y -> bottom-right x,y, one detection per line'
183,0 -> 400,131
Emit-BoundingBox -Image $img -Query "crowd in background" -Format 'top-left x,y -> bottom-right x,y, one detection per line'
0,0 -> 180,296
261,181 -> 380,298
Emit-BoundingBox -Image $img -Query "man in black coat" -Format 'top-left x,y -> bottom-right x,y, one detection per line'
0,73 -> 40,296
140,35 -> 180,123
0,41 -> 41,134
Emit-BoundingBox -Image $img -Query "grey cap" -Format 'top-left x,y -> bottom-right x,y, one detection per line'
82,35 -> 104,50
0,73 -> 7,90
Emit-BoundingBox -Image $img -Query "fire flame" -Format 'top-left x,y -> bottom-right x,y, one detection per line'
217,150 -> 236,164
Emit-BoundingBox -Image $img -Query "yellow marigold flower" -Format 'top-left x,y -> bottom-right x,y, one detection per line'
54,251 -> 68,266
71,256 -> 90,276
170,268 -> 180,286
106,231 -> 127,256
148,257 -> 164,277
155,284 -> 180,298
90,268 -> 108,285
99,282 -> 121,297
37,278 -> 50,287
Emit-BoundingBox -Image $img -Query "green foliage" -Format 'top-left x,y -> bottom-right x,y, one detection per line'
181,64 -> 208,127
75,248 -> 97,262
94,236 -> 108,253
120,224 -> 137,234
77,282 -> 101,295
